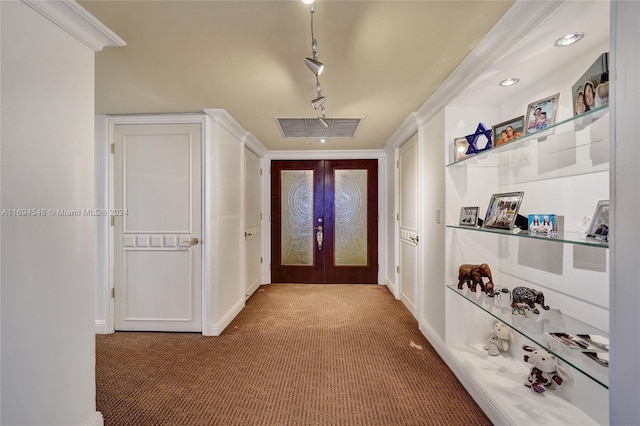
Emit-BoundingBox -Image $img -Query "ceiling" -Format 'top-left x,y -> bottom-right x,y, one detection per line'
79,0 -> 514,151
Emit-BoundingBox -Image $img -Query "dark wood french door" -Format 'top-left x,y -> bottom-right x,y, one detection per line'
271,159 -> 378,284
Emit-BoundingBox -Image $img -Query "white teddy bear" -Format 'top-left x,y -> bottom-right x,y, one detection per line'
483,321 -> 516,356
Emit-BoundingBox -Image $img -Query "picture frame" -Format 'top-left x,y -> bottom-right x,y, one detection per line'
587,200 -> 609,242
528,214 -> 556,236
459,206 -> 479,227
492,116 -> 525,146
525,93 -> 560,135
453,136 -> 471,162
482,191 -> 524,230
572,52 -> 609,117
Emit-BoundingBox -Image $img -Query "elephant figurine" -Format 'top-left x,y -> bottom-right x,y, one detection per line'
457,263 -> 493,293
511,286 -> 549,314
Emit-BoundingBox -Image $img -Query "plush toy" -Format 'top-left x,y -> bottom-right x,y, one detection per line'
483,321 -> 516,356
522,345 -> 572,393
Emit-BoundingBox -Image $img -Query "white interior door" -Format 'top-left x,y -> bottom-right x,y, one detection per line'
244,147 -> 262,297
399,134 -> 419,317
113,123 -> 202,332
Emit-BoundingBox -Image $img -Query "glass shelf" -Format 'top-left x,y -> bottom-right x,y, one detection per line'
446,225 -> 609,249
446,106 -> 609,172
447,284 -> 609,389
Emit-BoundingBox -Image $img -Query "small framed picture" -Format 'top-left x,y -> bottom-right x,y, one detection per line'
453,136 -> 471,162
587,200 -> 609,242
482,191 -> 524,230
525,93 -> 560,135
459,206 -> 479,227
572,52 -> 609,116
528,214 -> 556,235
492,116 -> 525,146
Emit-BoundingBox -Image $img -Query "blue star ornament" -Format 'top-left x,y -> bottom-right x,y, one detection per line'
465,122 -> 493,155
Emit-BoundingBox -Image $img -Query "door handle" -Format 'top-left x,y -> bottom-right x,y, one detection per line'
183,237 -> 200,247
244,232 -> 253,237
410,236 -> 419,244
314,225 -> 323,251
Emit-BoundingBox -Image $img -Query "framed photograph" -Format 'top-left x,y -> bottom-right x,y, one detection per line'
572,52 -> 609,116
459,206 -> 479,227
587,200 -> 609,242
482,191 -> 524,230
453,136 -> 471,162
492,116 -> 524,146
525,93 -> 560,135
528,214 -> 556,235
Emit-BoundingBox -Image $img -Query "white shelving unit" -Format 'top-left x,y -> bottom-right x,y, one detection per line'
441,2 -> 610,424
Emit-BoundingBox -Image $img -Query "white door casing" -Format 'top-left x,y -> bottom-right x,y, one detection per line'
244,147 -> 262,297
399,134 -> 419,317
113,123 -> 202,331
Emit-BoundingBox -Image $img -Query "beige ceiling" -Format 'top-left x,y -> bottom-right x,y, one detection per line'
80,0 -> 514,151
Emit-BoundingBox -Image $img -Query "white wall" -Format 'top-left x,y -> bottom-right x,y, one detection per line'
418,110 -> 446,339
203,110 -> 246,335
610,1 -> 640,423
1,2 -> 100,424
383,150 -> 397,294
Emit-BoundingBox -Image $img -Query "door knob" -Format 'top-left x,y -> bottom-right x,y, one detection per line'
183,237 -> 200,247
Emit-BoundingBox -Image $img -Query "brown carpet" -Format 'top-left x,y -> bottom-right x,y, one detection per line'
96,284 -> 491,425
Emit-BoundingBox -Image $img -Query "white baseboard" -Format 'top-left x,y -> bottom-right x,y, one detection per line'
418,318 -> 510,426
246,282 -> 261,299
204,298 -> 245,336
84,412 -> 103,426
384,278 -> 398,298
94,320 -> 109,334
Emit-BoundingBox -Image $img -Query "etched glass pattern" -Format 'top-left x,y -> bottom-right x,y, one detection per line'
281,170 -> 313,265
335,169 -> 367,265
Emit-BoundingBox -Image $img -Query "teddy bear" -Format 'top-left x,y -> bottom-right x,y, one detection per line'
522,345 -> 573,393
483,321 -> 516,356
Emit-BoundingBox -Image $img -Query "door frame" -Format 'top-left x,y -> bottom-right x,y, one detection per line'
265,151 -> 387,286
96,114 -> 209,335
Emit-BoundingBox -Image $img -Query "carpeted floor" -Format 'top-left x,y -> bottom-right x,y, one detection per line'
96,284 -> 491,425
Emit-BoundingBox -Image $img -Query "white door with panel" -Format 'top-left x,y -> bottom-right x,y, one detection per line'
113,123 -> 202,332
244,147 -> 262,297
399,134 -> 419,317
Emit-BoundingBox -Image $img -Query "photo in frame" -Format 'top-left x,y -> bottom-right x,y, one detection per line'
482,191 -> 524,230
528,214 -> 557,236
459,206 -> 479,227
492,116 -> 525,146
587,200 -> 609,242
525,93 -> 560,135
453,136 -> 471,162
572,52 -> 609,116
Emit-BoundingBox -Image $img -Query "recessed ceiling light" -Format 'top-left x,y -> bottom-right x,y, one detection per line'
320,139 -> 326,144
499,78 -> 520,87
554,32 -> 584,47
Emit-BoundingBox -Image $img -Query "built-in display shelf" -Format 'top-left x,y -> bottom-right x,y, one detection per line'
447,285 -> 609,389
446,106 -> 609,169
446,224 -> 609,249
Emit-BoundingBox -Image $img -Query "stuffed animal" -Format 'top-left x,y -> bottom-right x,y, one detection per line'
483,321 -> 516,356
522,345 -> 572,393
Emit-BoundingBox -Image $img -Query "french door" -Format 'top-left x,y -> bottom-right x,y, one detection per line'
271,159 -> 378,284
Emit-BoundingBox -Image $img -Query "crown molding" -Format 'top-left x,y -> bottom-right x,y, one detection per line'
21,0 -> 126,51
204,109 -> 249,142
384,113 -> 419,151
244,133 -> 269,158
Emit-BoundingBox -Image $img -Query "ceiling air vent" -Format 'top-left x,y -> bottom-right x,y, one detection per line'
277,118 -> 362,139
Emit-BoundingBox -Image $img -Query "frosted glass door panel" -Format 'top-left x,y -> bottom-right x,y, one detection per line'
335,169 -> 367,265
281,170 -> 314,265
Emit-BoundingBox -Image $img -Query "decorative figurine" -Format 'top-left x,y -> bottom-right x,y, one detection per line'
483,321 -> 516,356
457,263 -> 494,293
511,286 -> 549,314
522,345 -> 572,393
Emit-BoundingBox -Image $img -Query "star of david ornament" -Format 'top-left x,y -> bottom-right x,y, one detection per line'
465,122 -> 492,155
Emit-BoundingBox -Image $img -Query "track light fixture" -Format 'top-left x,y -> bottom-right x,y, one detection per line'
302,1 -> 329,126
311,96 -> 326,109
303,57 -> 324,76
